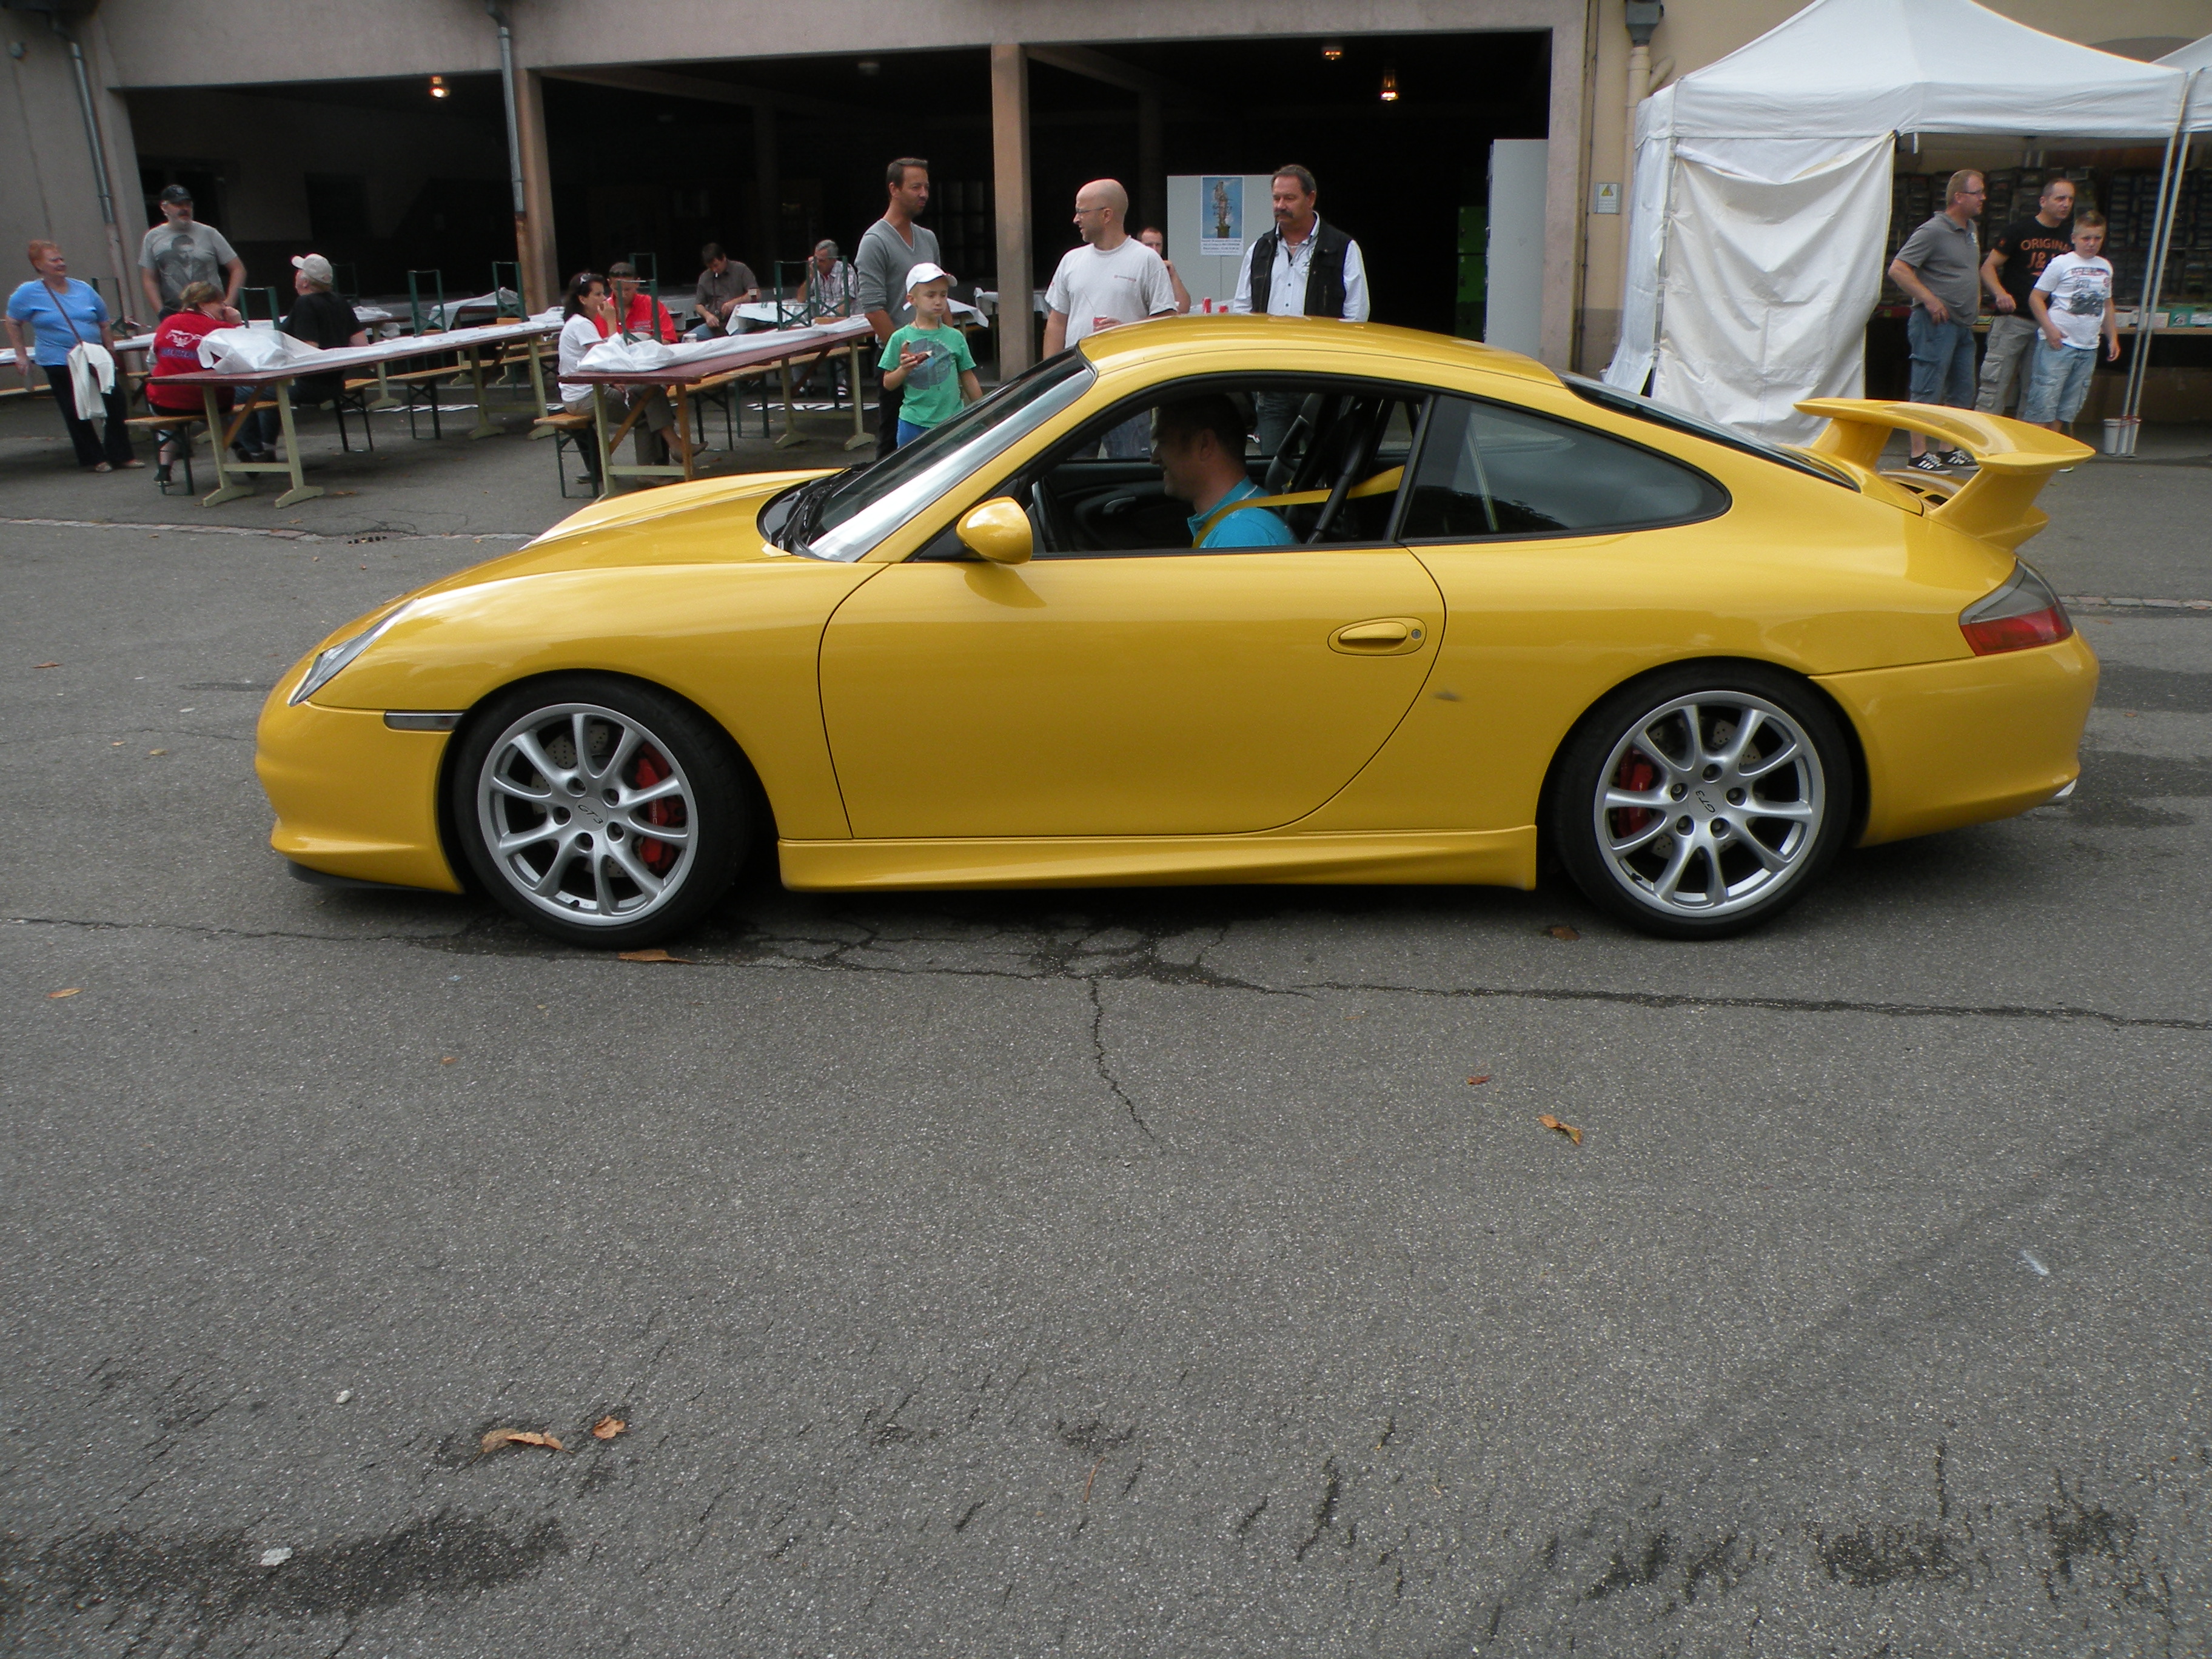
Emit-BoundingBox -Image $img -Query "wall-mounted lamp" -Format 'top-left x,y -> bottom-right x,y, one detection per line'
1321,41 -> 1343,61
1379,69 -> 1399,102
429,74 -> 449,98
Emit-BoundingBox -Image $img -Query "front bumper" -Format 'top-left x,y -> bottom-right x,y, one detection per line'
1817,630 -> 2098,846
255,692 -> 462,891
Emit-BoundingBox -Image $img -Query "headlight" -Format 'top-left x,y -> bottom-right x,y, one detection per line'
288,603 -> 414,705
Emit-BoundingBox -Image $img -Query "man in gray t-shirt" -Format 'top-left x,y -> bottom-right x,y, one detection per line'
138,185 -> 244,319
855,157 -> 943,459
1886,169 -> 1986,471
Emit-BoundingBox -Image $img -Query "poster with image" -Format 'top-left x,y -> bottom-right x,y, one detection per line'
1199,176 -> 1242,256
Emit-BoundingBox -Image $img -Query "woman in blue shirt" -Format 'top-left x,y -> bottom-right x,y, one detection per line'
5,240 -> 139,471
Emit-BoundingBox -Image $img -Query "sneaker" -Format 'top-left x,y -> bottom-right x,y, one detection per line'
1939,448 -> 1975,468
1906,452 -> 1949,473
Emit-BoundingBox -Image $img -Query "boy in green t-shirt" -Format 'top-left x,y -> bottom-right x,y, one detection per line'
878,261 -> 979,446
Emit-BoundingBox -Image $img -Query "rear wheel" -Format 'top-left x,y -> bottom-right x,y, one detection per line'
451,675 -> 748,948
1552,666 -> 1854,940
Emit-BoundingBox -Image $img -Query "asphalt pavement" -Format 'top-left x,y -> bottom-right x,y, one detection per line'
2,395 -> 2208,1657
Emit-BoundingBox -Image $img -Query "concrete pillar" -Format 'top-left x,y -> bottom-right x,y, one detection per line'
513,67 -> 559,314
990,43 -> 1033,380
1138,92 -> 1164,236
754,105 -> 779,278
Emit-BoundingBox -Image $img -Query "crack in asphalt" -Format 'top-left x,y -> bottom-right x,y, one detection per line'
1087,979 -> 1153,1141
11,910 -> 2211,1035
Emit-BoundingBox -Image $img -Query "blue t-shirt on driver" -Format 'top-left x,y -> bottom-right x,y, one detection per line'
7,278 -> 110,367
1190,477 -> 1293,549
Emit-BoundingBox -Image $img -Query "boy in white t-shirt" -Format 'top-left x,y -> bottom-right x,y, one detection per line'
2020,213 -> 2117,433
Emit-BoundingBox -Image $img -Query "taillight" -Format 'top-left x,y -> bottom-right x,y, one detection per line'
1960,562 -> 2072,655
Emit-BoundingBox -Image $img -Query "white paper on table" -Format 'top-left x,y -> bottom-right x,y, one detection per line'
197,327 -> 326,374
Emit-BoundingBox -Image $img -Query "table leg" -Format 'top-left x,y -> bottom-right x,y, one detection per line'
843,340 -> 871,449
466,347 -> 498,440
369,360 -> 400,411
675,387 -> 696,480
199,385 -> 254,506
271,378 -> 324,508
774,360 -> 803,449
525,337 -> 552,434
592,386 -> 617,497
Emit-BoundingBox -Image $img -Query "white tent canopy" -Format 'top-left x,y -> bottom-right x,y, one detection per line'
2158,35 -> 2212,129
1604,0 -> 2188,443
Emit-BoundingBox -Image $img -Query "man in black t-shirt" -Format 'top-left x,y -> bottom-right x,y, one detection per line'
1976,178 -> 2076,417
257,252 -> 370,450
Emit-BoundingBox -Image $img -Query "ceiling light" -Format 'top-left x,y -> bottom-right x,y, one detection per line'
1379,69 -> 1399,102
429,74 -> 448,98
856,58 -> 880,76
1322,41 -> 1344,61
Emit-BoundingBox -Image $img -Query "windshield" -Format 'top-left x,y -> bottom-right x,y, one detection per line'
806,353 -> 1095,561
1563,373 -> 1857,490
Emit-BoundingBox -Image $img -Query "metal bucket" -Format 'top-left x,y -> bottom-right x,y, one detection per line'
2102,417 -> 2140,457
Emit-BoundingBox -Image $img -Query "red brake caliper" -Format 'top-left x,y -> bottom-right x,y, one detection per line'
632,748 -> 679,875
1613,753 -> 1658,839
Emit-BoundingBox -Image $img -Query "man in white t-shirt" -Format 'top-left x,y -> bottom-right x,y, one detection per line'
1042,179 -> 1176,457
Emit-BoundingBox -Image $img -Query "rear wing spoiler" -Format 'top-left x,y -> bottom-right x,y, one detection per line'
1792,399 -> 2093,552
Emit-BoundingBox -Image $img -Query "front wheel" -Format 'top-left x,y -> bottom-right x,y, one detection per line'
1551,666 -> 1855,940
451,675 -> 749,948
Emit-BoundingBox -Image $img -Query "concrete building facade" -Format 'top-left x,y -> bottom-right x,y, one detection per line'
2,0 -> 2204,376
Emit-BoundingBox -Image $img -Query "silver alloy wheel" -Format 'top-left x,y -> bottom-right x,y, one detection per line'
474,702 -> 697,928
1590,691 -> 1826,920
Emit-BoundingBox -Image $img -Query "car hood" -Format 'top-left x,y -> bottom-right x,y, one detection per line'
414,469 -> 838,598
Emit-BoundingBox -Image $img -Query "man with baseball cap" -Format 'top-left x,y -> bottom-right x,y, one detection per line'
138,184 -> 245,319
250,252 -> 370,453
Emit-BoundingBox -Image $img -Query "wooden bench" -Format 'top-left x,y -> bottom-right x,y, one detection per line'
126,410 -> 206,494
534,409 -> 596,497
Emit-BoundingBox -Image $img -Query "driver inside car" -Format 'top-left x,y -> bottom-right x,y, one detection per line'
1153,394 -> 1295,550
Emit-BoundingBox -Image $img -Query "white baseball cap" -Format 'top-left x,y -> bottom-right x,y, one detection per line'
903,261 -> 953,295
291,253 -> 335,285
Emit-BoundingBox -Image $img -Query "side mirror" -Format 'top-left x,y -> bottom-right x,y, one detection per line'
956,498 -> 1033,565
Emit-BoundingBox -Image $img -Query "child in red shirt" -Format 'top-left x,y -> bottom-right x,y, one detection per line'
149,281 -> 260,481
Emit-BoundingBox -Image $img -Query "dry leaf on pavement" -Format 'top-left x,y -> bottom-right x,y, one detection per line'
591,1416 -> 626,1439
33,662 -> 59,669
1544,925 -> 1580,941
1466,1074 -> 1492,1086
478,1429 -> 567,1457
49,988 -> 81,999
617,948 -> 690,964
147,749 -> 167,757
1537,1114 -> 1583,1146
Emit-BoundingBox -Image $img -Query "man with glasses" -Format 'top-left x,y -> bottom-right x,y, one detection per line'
1888,169 -> 1987,472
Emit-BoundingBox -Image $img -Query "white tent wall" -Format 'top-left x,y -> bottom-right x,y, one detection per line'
2155,35 -> 2211,127
1652,137 -> 1893,440
1603,0 -> 2187,441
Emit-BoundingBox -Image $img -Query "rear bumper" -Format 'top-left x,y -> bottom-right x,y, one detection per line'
255,694 -> 463,891
1817,631 -> 2097,846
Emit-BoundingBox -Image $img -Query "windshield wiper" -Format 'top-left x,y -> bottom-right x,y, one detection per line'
774,470 -> 850,552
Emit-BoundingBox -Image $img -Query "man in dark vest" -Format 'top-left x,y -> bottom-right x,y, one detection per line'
1230,164 -> 1370,453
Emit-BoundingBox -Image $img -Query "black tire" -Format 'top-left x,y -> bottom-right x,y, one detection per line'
449,674 -> 749,949
1550,663 -> 1855,940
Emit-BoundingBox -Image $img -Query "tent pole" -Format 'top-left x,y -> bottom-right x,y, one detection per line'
2123,72 -> 2198,425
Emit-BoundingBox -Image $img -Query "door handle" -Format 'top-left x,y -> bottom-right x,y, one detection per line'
1329,617 -> 1426,654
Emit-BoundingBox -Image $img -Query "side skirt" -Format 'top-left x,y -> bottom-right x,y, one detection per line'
777,828 -> 1537,891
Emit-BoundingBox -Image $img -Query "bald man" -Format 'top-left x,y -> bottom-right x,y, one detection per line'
1042,179 -> 1176,358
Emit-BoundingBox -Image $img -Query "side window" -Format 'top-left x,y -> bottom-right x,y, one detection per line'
1400,395 -> 1726,541
965,378 -> 1423,559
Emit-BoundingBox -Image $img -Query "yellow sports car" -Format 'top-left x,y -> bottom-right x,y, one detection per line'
256,317 -> 2095,945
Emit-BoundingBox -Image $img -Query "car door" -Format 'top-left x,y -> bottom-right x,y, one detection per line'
817,387 -> 1439,840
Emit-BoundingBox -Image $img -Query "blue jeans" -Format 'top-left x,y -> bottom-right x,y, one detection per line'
896,417 -> 931,447
1906,309 -> 1977,409
2019,338 -> 2096,426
